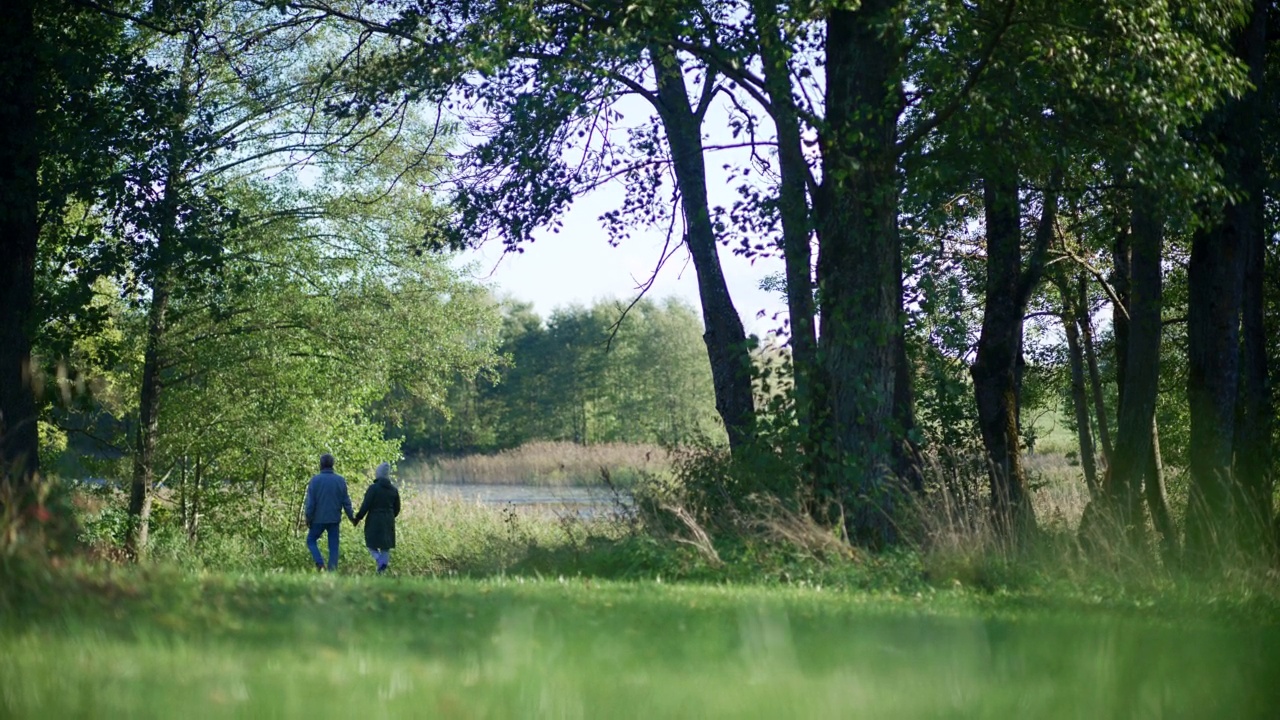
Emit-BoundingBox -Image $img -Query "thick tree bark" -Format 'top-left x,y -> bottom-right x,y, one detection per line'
650,45 -> 756,454
893,255 -> 923,492
1186,220 -> 1245,555
0,0 -> 40,502
1111,211 -> 1131,418
1106,193 -> 1164,542
814,0 -> 911,545
971,163 -> 1057,540
1235,175 -> 1272,550
751,0 -> 817,446
972,165 -> 1029,538
1078,276 -> 1114,466
1185,0 -> 1268,557
1055,274 -> 1100,499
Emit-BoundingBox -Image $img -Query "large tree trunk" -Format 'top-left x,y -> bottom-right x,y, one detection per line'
1111,206 -> 1131,420
649,45 -> 756,454
1106,193 -> 1164,542
893,250 -> 923,493
751,0 -> 817,447
0,0 -> 40,504
1185,0 -> 1268,558
972,164 -> 1030,539
814,0 -> 910,545
1235,171 -> 1272,551
971,163 -> 1057,541
1078,276 -> 1114,466
1055,274 -> 1100,499
1185,206 -> 1246,557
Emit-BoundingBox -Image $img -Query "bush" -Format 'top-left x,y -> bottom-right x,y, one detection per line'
1,476 -> 82,560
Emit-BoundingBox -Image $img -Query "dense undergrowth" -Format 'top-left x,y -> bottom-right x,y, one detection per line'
3,470 -> 1273,629
2,438 -> 1276,631
5,456 -> 1280,717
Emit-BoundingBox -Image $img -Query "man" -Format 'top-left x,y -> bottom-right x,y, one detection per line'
304,453 -> 355,571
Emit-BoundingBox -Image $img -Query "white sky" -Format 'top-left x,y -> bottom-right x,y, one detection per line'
457,188 -> 789,336
453,111 -> 793,337
438,45 -> 827,340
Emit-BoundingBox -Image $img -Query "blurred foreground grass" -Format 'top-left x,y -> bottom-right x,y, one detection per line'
2,563 -> 1278,718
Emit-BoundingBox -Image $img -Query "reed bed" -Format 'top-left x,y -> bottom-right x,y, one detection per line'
401,441 -> 671,486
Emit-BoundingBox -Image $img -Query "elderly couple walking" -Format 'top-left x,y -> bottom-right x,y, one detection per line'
304,453 -> 400,573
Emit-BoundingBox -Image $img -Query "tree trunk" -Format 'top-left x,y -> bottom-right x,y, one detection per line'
971,162 -> 1057,541
125,23 -> 209,557
258,457 -> 269,549
972,164 -> 1029,538
178,455 -> 187,533
1185,0 -> 1268,558
1146,420 -> 1178,566
1078,276 -> 1114,466
127,273 -> 171,558
0,0 -> 40,503
1235,147 -> 1272,552
814,0 -> 909,545
1111,208 -> 1131,424
1056,274 -> 1100,499
893,221 -> 923,493
1106,192 -> 1163,542
189,456 -> 201,544
751,0 -> 817,447
649,45 -> 756,454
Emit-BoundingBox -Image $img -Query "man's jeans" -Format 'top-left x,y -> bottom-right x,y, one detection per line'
306,522 -> 341,570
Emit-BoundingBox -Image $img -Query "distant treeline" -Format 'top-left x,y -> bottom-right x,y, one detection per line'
378,297 -> 725,455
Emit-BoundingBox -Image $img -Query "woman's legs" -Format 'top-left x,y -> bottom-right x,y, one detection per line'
368,547 -> 390,572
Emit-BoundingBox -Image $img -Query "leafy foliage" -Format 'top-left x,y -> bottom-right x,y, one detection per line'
394,297 -> 724,454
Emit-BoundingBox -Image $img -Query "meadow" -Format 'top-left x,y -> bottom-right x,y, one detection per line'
3,560 -> 1279,719
6,458 -> 1280,719
10,343 -> 1256,718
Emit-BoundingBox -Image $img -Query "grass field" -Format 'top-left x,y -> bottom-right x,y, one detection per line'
3,564 -> 1278,719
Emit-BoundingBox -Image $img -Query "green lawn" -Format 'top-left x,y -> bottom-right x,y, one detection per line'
2,567 -> 1277,718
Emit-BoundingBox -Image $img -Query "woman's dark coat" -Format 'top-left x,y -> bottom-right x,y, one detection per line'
354,476 -> 400,550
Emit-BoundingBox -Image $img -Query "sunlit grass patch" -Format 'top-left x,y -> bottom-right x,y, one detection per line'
2,566 -> 1278,719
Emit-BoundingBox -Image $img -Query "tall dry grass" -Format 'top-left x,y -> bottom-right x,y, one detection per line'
401,441 -> 671,486
903,449 -> 1278,597
380,486 -> 631,575
1025,452 -> 1092,527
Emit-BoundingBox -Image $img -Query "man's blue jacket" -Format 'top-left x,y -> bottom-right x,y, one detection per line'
304,469 -> 354,526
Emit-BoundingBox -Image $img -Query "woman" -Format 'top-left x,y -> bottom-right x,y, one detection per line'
353,461 -> 401,574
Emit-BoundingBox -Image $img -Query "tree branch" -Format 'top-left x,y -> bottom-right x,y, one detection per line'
897,0 -> 1018,153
